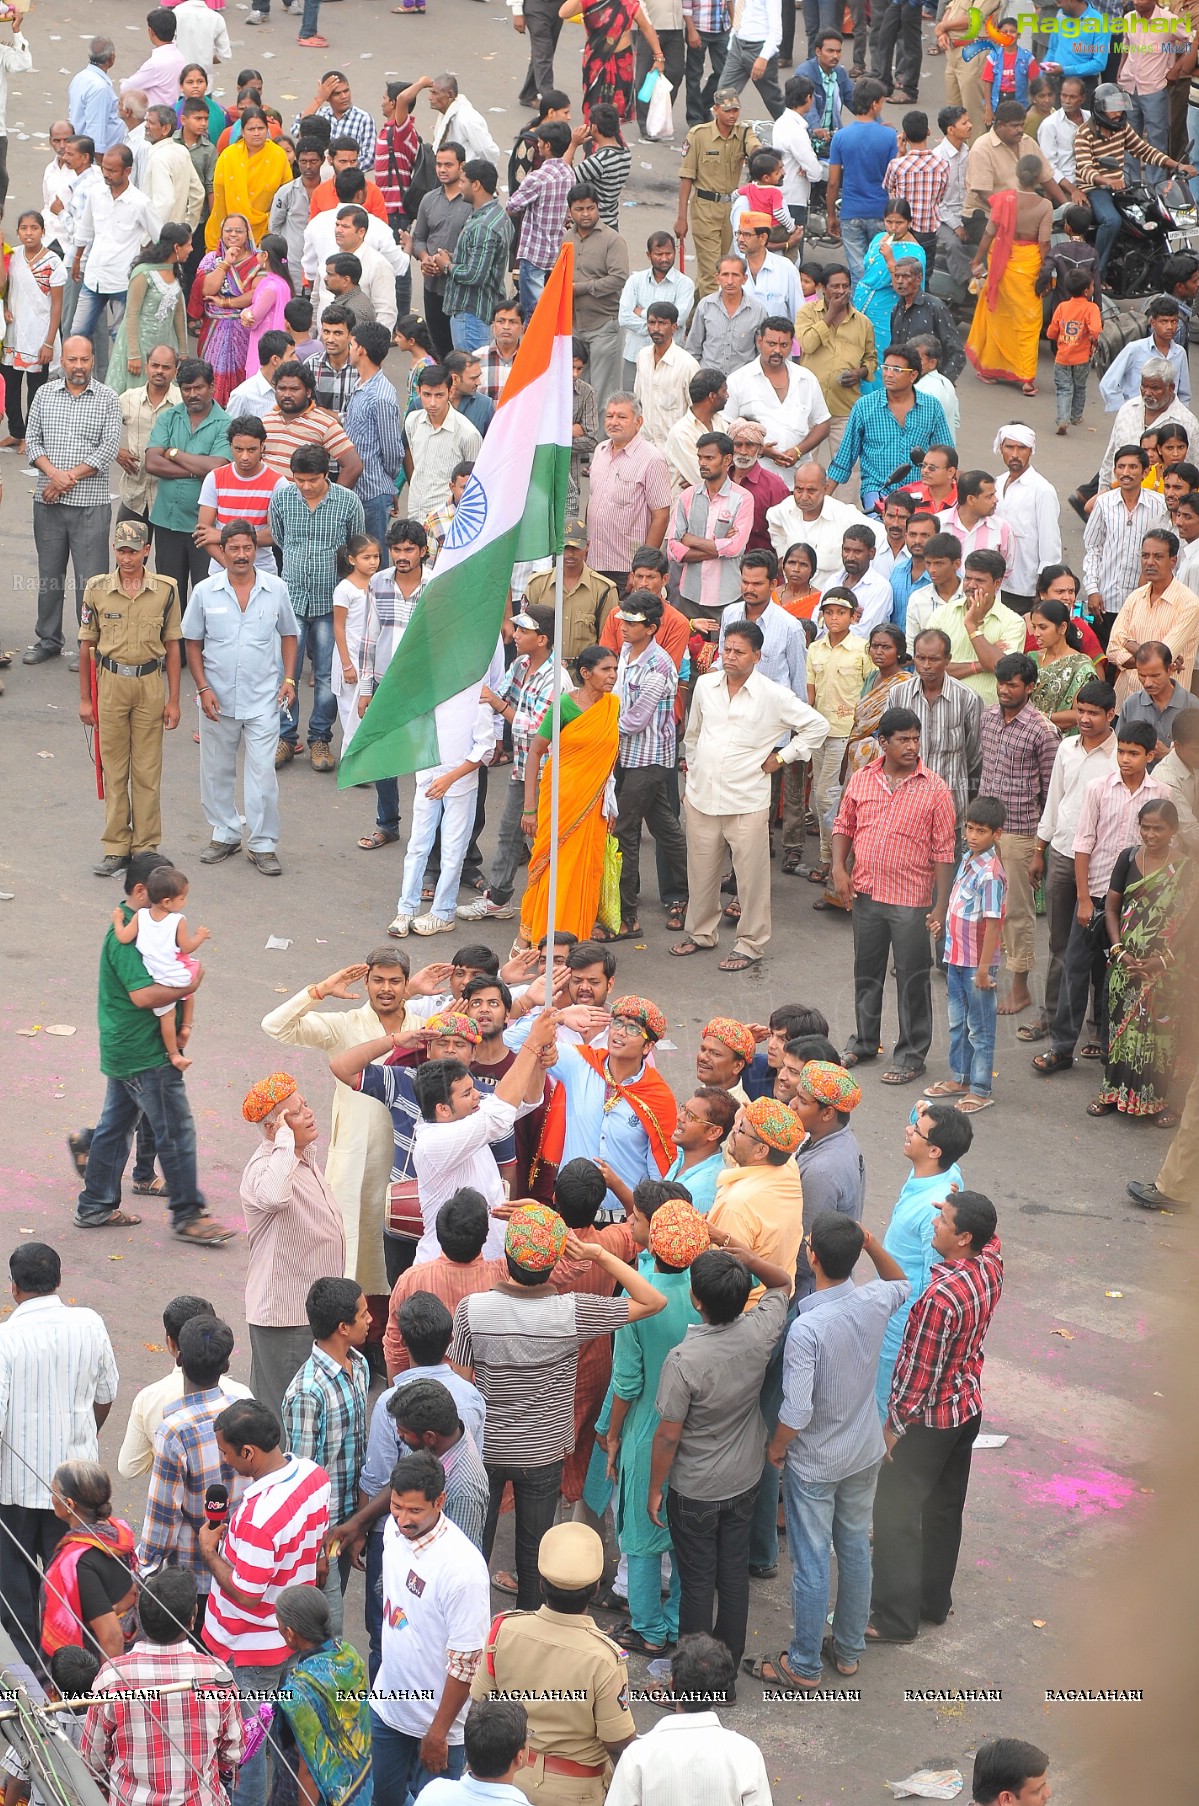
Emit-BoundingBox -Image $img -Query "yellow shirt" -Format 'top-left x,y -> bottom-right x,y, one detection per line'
708,1160 -> 804,1307
807,632 -> 873,735
926,595 -> 1025,705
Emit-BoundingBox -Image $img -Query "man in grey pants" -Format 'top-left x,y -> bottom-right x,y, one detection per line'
23,335 -> 118,668
515,0 -> 566,109
714,0 -> 785,119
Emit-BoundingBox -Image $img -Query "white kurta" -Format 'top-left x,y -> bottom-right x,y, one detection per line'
259,989 -> 419,1294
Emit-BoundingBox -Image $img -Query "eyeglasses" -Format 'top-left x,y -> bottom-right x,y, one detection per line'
881,363 -> 910,374
677,1102 -> 712,1126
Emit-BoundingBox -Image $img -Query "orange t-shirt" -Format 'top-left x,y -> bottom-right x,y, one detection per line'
309,177 -> 390,224
1047,297 -> 1103,366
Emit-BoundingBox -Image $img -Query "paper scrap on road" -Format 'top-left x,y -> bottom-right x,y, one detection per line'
974,1434 -> 1008,1448
886,1770 -> 963,1800
266,936 -> 292,950
0,892 -> 13,901
1050,1328 -> 1074,1339
45,1025 -> 76,1037
16,1026 -> 39,1037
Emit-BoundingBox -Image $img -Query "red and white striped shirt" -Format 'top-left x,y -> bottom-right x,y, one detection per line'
200,461 -> 284,574
202,1455 -> 331,1666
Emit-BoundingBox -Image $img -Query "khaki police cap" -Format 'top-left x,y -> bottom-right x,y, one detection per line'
538,1522 -> 604,1588
114,519 -> 150,550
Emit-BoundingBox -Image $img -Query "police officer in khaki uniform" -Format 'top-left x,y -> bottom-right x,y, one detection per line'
79,519 -> 183,876
675,90 -> 761,301
471,1524 -> 636,1806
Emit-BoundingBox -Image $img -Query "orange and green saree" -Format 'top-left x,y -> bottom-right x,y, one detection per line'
519,690 -> 620,945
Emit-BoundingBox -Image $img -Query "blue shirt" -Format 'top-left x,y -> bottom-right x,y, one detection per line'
828,389 -> 952,501
781,1276 -> 910,1482
889,555 -> 934,636
664,1150 -> 726,1216
181,570 -> 299,720
545,1045 -> 659,1213
876,1162 -> 964,1413
68,64 -> 126,154
344,369 -> 406,503
1043,5 -> 1111,77
1098,335 -> 1191,411
419,1779 -> 530,1806
360,1368 -> 486,1497
828,119 -> 898,220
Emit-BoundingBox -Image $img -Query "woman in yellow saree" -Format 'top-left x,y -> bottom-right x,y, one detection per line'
518,644 -> 620,948
206,107 -> 292,251
966,155 -> 1052,397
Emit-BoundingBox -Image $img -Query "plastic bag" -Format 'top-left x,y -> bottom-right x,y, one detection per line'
643,72 -> 676,142
598,834 -> 623,933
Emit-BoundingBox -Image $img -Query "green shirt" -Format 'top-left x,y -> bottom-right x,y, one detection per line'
147,402 -> 230,532
97,909 -> 179,1080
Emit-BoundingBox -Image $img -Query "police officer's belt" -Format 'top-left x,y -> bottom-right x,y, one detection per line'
97,654 -> 165,678
696,188 -> 734,203
533,1755 -> 606,1778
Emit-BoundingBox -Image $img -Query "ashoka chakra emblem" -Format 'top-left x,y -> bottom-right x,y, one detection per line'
444,475 -> 488,550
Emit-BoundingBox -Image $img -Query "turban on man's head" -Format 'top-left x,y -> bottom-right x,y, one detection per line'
702,1018 -> 756,1063
505,1204 -> 567,1273
426,1011 -> 481,1045
611,996 -> 667,1043
648,1200 -> 711,1270
243,1073 -> 297,1123
727,418 -> 766,444
744,1096 -> 804,1153
993,422 -> 1035,453
798,1061 -> 863,1112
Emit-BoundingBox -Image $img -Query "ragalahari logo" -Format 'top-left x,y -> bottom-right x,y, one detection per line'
962,7 -> 1186,38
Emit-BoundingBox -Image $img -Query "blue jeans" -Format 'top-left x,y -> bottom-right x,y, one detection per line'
232,1661 -> 287,1806
749,1304 -> 792,1570
450,311 -> 491,352
1053,360 -> 1090,425
1125,88 -> 1169,184
375,777 -> 400,835
946,961 -> 997,1097
1088,185 -> 1122,274
298,0 -> 321,36
370,1713 -> 465,1806
360,491 -> 391,548
518,259 -> 547,322
783,1459 -> 881,1679
280,613 -> 336,747
626,1550 -> 680,1646
840,217 -> 883,289
77,1065 -> 203,1228
71,285 -> 126,379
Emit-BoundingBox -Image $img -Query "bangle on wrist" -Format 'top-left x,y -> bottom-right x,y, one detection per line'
309,984 -> 325,1002
197,686 -> 210,695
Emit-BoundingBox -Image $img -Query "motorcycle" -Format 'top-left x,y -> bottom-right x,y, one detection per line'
1087,165 -> 1196,299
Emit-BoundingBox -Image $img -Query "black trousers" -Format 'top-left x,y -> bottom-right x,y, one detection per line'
667,1482 -> 757,1667
154,523 -> 209,608
870,0 -> 923,95
482,1458 -> 563,1611
847,893 -> 934,1072
0,135 -> 10,210
634,29 -> 686,129
1,365 -> 49,439
870,1413 -> 981,1640
423,288 -> 454,361
1050,895 -> 1110,1057
518,0 -> 567,107
0,1504 -> 63,1670
616,762 -> 689,916
685,28 -> 729,124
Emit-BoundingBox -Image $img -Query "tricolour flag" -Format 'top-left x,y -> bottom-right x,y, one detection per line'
337,245 -> 574,786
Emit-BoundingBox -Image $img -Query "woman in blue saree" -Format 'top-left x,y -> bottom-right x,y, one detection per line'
852,198 -> 926,393
271,1587 -> 372,1806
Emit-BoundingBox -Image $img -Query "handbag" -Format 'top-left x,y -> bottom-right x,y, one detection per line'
386,1178 -> 424,1241
598,833 -> 623,934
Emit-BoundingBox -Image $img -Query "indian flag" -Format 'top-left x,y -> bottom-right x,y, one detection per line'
337,245 -> 575,786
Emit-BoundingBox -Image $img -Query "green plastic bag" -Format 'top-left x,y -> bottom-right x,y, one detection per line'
598,834 -> 623,933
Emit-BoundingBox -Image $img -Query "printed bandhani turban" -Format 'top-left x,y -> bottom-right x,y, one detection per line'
611,996 -> 667,1042
243,1073 -> 297,1123
744,1095 -> 804,1153
648,1199 -> 711,1269
798,1061 -> 862,1111
702,1018 -> 756,1063
728,418 -> 766,443
426,1011 -> 482,1045
505,1204 -> 568,1272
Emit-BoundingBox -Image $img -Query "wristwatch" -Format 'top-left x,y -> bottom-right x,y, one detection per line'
167,447 -> 179,461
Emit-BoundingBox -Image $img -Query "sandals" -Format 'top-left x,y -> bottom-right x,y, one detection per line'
1021,383 -> 1037,397
840,1051 -> 874,1069
67,1129 -> 91,1178
718,952 -> 759,972
490,1570 -> 518,1595
613,1622 -> 674,1656
1016,1019 -> 1050,1043
723,898 -> 742,921
958,1095 -> 995,1113
593,920 -> 639,942
881,1066 -> 926,1085
806,864 -> 831,884
924,1079 -> 969,1097
358,830 -> 399,850
1087,1098 -> 1116,1116
75,1209 -> 142,1229
132,1176 -> 168,1196
1033,1051 -> 1073,1074
741,1651 -> 821,1690
821,1636 -> 859,1677
781,852 -> 803,876
1155,1109 -> 1180,1129
172,1218 -> 236,1245
665,902 -> 687,931
813,894 -> 851,912
1079,1043 -> 1104,1061
670,938 -> 710,956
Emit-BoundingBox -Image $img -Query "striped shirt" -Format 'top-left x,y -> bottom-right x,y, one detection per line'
937,506 -> 1015,583
240,1129 -> 347,1328
891,674 -> 983,826
1106,579 -> 1199,702
444,200 -> 514,322
354,1057 -> 419,1183
344,369 -> 406,504
198,461 -> 284,574
978,700 -> 1060,837
383,1255 -> 508,1377
668,478 -> 755,610
575,145 -> 631,231
81,1641 -> 244,1806
451,1291 -> 631,1466
202,1455 -> 331,1666
888,1238 -> 1003,1435
374,115 -> 419,218
1081,486 -> 1171,617
0,1296 -> 119,1509
1073,767 -> 1170,895
616,640 -> 678,769
24,376 -> 121,509
281,1346 -> 369,1525
945,847 -> 1007,968
262,402 -> 357,481
268,480 -> 366,619
586,434 -> 673,573
138,1387 -> 241,1593
833,758 -> 958,906
360,569 -> 425,692
780,1277 -> 910,1482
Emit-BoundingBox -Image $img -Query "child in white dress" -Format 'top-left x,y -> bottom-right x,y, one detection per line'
331,535 -> 382,752
112,865 -> 210,1070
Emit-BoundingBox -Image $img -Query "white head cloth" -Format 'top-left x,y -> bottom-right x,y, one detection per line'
993,423 -> 1036,454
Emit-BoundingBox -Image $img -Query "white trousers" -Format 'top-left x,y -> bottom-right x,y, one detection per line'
399,773 -> 480,918
198,710 -> 280,853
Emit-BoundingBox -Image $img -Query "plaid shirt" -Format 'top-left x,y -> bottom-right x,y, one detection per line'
833,759 -> 957,906
444,200 -> 514,321
309,348 -> 360,417
496,652 -> 555,778
887,1237 -> 1004,1435
616,640 -> 678,769
828,389 -> 952,500
138,1387 -> 240,1593
81,1641 -> 243,1806
477,343 -> 517,406
506,156 -> 572,271
268,481 -> 366,619
978,701 -> 1060,837
360,570 -> 424,692
883,148 -> 950,234
25,375 -> 121,508
294,102 -> 377,169
945,846 -> 1006,968
280,1344 -> 370,1524
683,0 -> 730,28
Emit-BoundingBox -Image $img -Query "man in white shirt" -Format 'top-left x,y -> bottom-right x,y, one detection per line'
618,232 -> 696,383
1039,77 -> 1089,198
993,425 -> 1062,615
725,318 -> 830,478
142,106 -> 205,232
119,92 -> 152,190
0,14 -> 32,206
71,145 -> 162,381
118,1292 -> 252,1479
932,105 -> 973,292
736,213 -> 801,317
410,1011 -> 558,1264
0,1241 -> 119,1668
43,121 -> 77,249
826,524 -> 894,635
674,620 -> 828,969
370,1448 -> 492,1803
426,72 -> 502,163
302,204 -> 405,326
608,1634 -> 770,1806
766,459 -> 873,589
170,0 -> 232,69
228,335 -> 293,424
634,304 -> 699,449
773,77 -> 822,214
120,8 -> 185,112
405,367 -> 484,518
716,0 -> 786,119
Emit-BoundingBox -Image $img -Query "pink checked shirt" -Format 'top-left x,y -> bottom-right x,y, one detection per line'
668,476 -> 755,610
937,505 -> 1015,584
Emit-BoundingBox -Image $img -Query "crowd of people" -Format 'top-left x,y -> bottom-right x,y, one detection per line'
0,0 -> 1194,1801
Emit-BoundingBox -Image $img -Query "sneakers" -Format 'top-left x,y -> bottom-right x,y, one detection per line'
275,738 -> 295,769
456,895 -> 515,921
200,838 -> 241,863
387,914 -> 412,938
246,7 -> 266,21
309,739 -> 336,772
248,850 -> 283,876
93,853 -> 130,877
413,913 -> 456,934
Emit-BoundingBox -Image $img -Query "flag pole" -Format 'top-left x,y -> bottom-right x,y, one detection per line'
543,549 -> 565,983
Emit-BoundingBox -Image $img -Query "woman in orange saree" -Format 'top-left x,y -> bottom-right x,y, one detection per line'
518,644 -> 620,948
965,157 -> 1052,397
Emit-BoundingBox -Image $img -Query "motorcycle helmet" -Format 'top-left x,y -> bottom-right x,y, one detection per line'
1090,84 -> 1130,130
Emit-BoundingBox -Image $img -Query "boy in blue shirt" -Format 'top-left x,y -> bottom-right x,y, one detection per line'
926,795 -> 1008,1112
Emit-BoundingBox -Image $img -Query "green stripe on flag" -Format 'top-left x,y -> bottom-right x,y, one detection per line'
337,441 -> 571,787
